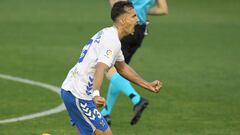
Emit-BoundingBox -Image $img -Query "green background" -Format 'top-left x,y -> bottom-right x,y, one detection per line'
0,0 -> 240,134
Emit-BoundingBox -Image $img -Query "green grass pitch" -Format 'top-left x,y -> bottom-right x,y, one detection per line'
0,0 -> 240,134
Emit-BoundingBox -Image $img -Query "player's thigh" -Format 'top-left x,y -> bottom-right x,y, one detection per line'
61,90 -> 109,134
78,99 -> 110,133
95,127 -> 112,135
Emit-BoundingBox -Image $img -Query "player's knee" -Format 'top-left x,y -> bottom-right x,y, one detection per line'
94,127 -> 112,135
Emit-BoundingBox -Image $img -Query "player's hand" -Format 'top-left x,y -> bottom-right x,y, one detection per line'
93,96 -> 106,108
148,80 -> 162,93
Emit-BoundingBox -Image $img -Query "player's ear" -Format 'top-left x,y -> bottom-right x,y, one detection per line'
119,14 -> 127,25
121,19 -> 125,24
118,18 -> 125,25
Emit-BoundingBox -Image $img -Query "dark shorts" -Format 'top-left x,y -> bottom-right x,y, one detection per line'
121,24 -> 146,64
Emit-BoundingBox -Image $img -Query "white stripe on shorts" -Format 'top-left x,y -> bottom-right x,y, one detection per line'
75,98 -> 96,132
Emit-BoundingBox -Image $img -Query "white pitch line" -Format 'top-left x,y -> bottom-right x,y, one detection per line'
0,73 -> 65,124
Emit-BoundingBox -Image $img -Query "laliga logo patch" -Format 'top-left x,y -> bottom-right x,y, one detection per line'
105,50 -> 113,59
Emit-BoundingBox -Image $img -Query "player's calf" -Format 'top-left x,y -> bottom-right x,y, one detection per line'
95,127 -> 112,135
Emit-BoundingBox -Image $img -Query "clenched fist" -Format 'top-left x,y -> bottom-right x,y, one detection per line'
148,80 -> 163,93
93,96 -> 106,108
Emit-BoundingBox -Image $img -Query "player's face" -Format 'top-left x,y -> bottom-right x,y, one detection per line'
123,8 -> 138,35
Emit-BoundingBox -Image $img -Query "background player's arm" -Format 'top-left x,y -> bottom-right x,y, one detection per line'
92,62 -> 109,107
148,0 -> 168,16
114,61 -> 162,93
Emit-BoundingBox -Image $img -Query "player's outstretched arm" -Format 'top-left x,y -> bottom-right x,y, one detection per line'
114,61 -> 162,93
148,0 -> 168,16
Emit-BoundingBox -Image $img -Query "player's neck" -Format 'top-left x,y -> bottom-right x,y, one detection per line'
113,24 -> 127,40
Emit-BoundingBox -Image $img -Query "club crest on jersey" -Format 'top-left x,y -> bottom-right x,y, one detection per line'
105,50 -> 113,59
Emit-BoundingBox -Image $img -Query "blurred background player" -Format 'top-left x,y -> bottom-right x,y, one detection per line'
101,0 -> 168,125
61,1 -> 162,135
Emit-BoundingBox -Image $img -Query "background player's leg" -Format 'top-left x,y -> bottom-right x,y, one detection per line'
101,81 -> 120,117
112,73 -> 141,105
116,75 -> 141,104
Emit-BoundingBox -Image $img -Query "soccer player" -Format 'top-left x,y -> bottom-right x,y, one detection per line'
101,0 -> 168,125
60,1 -> 162,135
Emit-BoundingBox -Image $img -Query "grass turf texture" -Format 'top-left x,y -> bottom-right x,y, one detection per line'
0,0 -> 240,134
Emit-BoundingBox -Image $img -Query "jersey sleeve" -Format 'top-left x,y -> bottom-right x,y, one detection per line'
97,39 -> 121,67
116,50 -> 124,62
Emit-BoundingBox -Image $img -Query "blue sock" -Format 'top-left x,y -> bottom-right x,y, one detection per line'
101,73 -> 141,116
101,82 -> 120,116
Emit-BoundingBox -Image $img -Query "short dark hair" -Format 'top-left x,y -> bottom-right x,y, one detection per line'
111,1 -> 133,22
